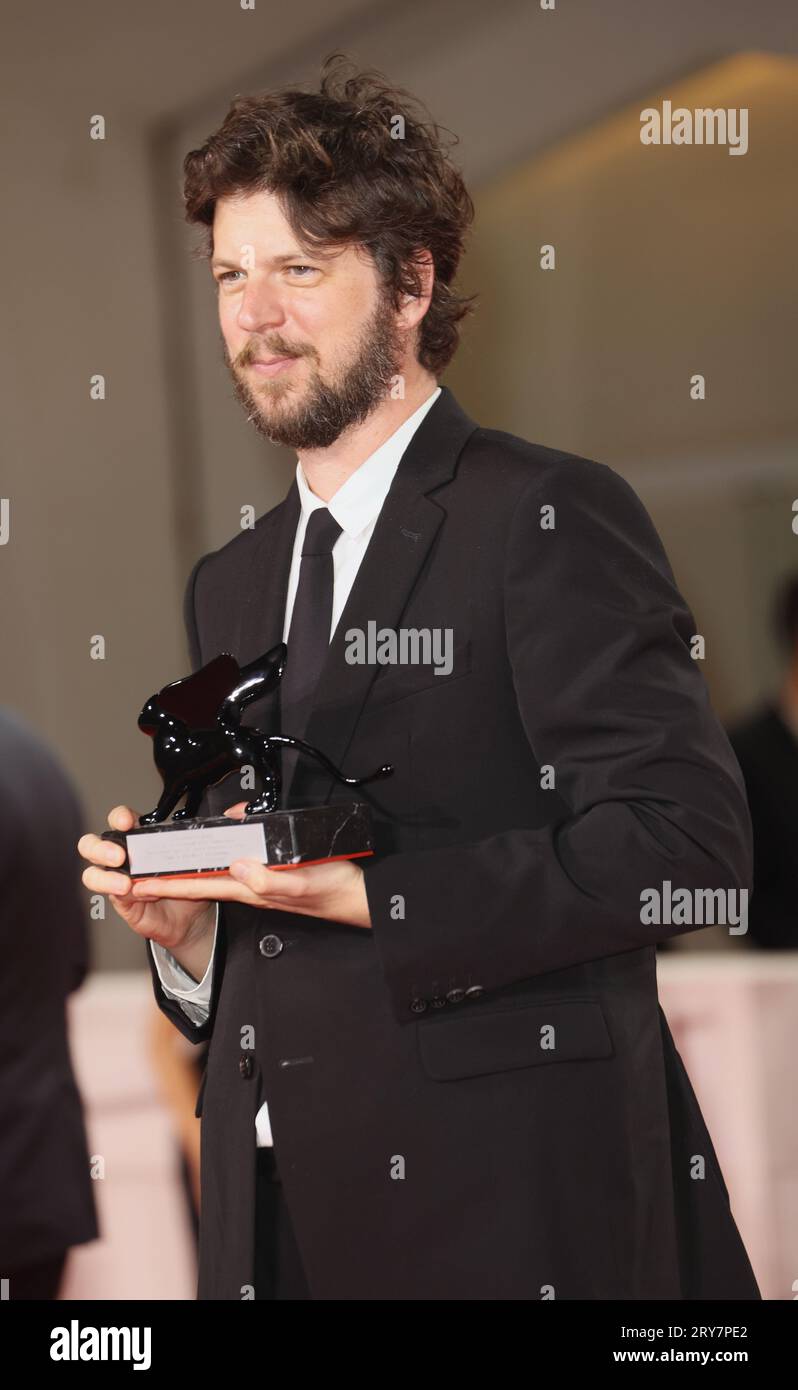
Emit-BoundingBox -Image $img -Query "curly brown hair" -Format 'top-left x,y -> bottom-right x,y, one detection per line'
182,52 -> 477,375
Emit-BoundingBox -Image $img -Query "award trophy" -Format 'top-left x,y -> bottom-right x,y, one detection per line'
101,642 -> 393,879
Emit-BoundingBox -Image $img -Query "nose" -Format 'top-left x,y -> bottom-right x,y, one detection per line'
236,278 -> 287,336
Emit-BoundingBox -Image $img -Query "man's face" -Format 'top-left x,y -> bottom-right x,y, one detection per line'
212,189 -> 409,450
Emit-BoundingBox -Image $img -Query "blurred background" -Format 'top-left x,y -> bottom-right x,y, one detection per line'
1,0 -> 796,1300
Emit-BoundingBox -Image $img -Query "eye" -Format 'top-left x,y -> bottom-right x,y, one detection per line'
216,270 -> 243,285
287,265 -> 317,278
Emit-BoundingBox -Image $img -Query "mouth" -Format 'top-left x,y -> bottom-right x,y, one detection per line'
250,356 -> 297,377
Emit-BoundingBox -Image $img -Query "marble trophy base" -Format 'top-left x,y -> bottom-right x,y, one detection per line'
101,801 -> 375,880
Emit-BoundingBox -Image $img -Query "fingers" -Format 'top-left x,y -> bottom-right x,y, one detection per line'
77,805 -> 140,891
228,859 -> 304,897
130,876 -> 219,900
130,874 -> 266,911
129,863 -> 302,909
77,830 -> 126,869
81,862 -> 132,898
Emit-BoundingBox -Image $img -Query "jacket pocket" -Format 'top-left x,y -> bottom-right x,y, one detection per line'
417,997 -> 614,1082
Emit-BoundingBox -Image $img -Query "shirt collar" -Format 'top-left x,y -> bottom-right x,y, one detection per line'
294,387 -> 441,538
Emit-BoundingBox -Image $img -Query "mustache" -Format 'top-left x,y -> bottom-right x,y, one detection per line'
234,341 -> 311,368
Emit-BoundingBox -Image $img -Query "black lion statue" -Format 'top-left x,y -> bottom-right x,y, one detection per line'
136,642 -> 392,825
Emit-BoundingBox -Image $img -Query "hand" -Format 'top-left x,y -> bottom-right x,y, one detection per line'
126,801 -> 373,930
78,805 -> 215,952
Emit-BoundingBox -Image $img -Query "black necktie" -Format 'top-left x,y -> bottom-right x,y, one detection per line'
278,506 -> 343,804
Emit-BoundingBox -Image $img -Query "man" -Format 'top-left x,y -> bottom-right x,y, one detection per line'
728,572 -> 798,949
79,55 -> 760,1300
1,708 -> 99,1297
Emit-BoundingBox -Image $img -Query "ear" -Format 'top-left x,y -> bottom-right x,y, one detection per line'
397,248 -> 435,330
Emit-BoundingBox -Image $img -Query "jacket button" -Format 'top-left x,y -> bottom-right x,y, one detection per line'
446,988 -> 465,1004
259,934 -> 284,958
239,1055 -> 253,1079
410,998 -> 428,1014
464,985 -> 484,1000
430,996 -> 446,1008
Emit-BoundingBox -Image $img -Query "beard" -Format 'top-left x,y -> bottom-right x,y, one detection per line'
222,284 -> 407,451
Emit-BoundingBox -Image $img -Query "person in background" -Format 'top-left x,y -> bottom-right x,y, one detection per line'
0,707 -> 99,1298
728,572 -> 798,950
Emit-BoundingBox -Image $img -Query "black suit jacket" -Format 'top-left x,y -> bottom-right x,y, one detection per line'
149,386 -> 760,1300
728,703 -> 798,949
0,709 -> 99,1270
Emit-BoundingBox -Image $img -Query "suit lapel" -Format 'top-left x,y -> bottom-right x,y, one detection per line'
237,385 -> 480,800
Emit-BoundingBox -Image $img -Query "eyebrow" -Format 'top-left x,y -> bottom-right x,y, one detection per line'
211,249 -> 336,270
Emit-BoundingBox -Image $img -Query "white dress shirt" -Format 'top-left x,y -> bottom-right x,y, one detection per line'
150,386 -> 441,1147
